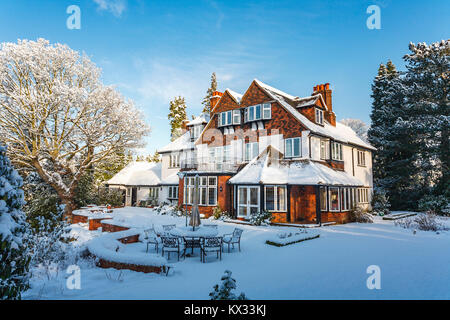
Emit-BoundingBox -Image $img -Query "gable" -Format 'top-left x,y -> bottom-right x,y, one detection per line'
239,80 -> 273,107
211,90 -> 240,114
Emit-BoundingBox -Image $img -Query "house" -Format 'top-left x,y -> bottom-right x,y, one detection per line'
177,80 -> 375,224
106,161 -> 162,206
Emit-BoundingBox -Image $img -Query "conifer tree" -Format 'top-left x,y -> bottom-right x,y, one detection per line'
209,270 -> 248,300
202,72 -> 218,114
0,145 -> 30,300
168,96 -> 187,141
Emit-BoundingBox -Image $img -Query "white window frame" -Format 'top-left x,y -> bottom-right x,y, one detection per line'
357,150 -> 366,166
331,142 -> 343,161
285,137 -> 301,158
219,110 -> 233,127
320,186 -> 328,211
233,109 -> 241,124
244,142 -> 259,161
264,185 -> 287,212
320,139 -> 328,160
170,153 -> 179,168
315,108 -> 324,125
168,186 -> 178,200
357,188 -> 369,204
329,187 -> 340,212
262,103 -> 271,119
237,186 -> 260,218
245,103 -> 271,123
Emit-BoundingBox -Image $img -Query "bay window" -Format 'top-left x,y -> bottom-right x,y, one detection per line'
320,187 -> 328,211
265,186 -> 287,212
219,110 -> 233,127
285,137 -> 301,158
329,187 -> 340,211
244,103 -> 272,122
357,188 -> 369,204
233,109 -> 241,124
262,103 -> 271,119
331,142 -> 343,161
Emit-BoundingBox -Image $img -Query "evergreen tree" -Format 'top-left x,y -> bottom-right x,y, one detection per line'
168,96 -> 188,141
145,151 -> 161,163
202,72 -> 218,114
0,145 -> 30,300
93,148 -> 132,186
209,270 -> 248,300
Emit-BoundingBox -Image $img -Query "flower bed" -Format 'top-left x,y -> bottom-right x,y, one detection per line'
87,229 -> 167,274
265,230 -> 320,247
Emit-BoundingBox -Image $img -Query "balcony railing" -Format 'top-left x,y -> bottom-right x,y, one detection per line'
181,157 -> 243,172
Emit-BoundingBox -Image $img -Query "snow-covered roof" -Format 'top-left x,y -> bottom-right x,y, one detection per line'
187,113 -> 209,126
229,146 -> 364,186
295,95 -> 320,108
157,131 -> 194,154
159,172 -> 179,185
107,162 -> 161,186
254,79 -> 375,150
225,88 -> 243,103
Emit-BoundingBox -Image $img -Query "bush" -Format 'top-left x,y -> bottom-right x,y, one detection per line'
98,188 -> 124,207
209,270 -> 248,300
371,188 -> 391,216
212,205 -> 230,220
154,203 -> 183,216
349,205 -> 373,223
395,212 -> 447,232
418,195 -> 449,216
249,210 -> 273,226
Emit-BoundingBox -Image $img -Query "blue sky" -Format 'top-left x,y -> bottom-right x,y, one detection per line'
1,0 -> 448,155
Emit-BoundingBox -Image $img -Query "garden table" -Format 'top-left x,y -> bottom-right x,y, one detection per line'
169,226 -> 219,255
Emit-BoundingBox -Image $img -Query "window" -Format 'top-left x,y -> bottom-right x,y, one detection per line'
329,187 -> 340,211
245,103 -> 272,122
233,109 -> 241,124
265,186 -> 287,212
192,125 -> 203,139
315,108 -> 324,125
357,188 -> 369,204
244,142 -> 259,161
320,139 -> 328,160
219,110 -> 233,127
170,154 -> 179,168
341,188 -> 350,211
168,186 -> 178,199
320,187 -> 328,211
331,142 -> 343,161
149,187 -> 159,199
285,137 -> 301,158
357,150 -> 366,166
183,176 -> 217,206
223,145 -> 231,163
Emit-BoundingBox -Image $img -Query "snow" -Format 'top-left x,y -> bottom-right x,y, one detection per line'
157,131 -> 193,154
265,229 -> 320,246
225,89 -> 243,103
23,207 -> 450,300
159,172 -> 180,185
107,161 -> 161,186
186,113 -> 209,126
229,146 -> 363,186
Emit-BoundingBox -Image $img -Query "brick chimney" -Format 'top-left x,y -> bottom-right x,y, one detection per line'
313,83 -> 336,126
210,91 -> 223,116
181,119 -> 190,135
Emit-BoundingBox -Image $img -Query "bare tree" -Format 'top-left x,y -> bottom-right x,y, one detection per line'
340,118 -> 369,142
0,39 -> 149,215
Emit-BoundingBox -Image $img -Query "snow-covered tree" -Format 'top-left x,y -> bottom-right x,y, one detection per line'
202,72 -> 217,114
93,148 -> 131,187
145,151 -> 161,163
0,145 -> 30,300
209,270 -> 248,300
0,39 -> 149,216
339,119 -> 369,142
168,96 -> 187,141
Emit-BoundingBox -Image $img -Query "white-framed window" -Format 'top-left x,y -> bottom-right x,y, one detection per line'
331,142 -> 343,161
244,103 -> 271,123
192,125 -> 203,139
149,187 -> 159,199
320,186 -> 328,211
357,188 -> 369,204
219,110 -> 233,127
320,139 -> 328,160
329,187 -> 340,212
244,142 -> 259,161
223,145 -> 231,163
315,108 -> 324,125
169,153 -> 180,168
208,176 -> 217,206
233,109 -> 241,124
285,137 -> 301,158
357,150 -> 366,166
168,186 -> 178,199
264,185 -> 287,212
340,187 -> 350,211
183,176 -> 217,206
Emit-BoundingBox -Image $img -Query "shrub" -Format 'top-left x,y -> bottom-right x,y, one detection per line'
249,210 -> 273,226
212,205 -> 230,220
349,205 -> 373,223
371,188 -> 391,216
395,212 -> 447,232
98,188 -> 125,208
418,195 -> 450,216
209,270 -> 248,300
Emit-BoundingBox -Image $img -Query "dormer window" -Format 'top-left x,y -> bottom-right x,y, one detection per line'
315,108 -> 324,125
233,109 -> 241,124
192,125 -> 203,139
219,110 -> 233,127
244,103 -> 271,122
331,142 -> 343,161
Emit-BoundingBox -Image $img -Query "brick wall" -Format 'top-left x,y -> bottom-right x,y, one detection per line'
101,222 -> 130,233
97,259 -> 162,274
72,214 -> 88,224
89,217 -> 112,231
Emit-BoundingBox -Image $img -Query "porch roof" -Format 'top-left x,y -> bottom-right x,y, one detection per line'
106,162 -> 161,187
228,146 -> 364,186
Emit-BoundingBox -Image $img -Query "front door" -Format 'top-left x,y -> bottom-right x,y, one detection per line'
237,186 -> 260,218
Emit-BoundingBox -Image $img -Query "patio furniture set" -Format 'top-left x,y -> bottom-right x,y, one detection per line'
142,224 -> 243,263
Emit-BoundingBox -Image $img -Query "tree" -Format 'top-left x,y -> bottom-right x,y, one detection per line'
202,72 -> 218,114
0,39 -> 149,216
93,148 -> 131,187
339,119 -> 369,142
168,96 -> 187,141
145,150 -> 160,163
209,270 -> 248,300
0,145 -> 30,300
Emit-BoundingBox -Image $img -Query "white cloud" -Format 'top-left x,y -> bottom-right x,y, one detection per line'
93,0 -> 127,17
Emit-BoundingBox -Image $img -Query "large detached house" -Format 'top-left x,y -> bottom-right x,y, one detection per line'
177,80 -> 375,224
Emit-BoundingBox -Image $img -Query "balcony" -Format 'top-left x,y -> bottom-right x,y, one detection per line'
181,157 -> 242,173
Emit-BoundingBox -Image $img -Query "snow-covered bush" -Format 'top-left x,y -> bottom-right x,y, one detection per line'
349,206 -> 373,223
209,270 -> 248,300
371,188 -> 391,216
396,213 -> 447,232
154,203 -> 183,217
211,205 -> 231,220
249,211 -> 273,226
0,145 -> 30,300
97,188 -> 124,208
418,195 -> 449,216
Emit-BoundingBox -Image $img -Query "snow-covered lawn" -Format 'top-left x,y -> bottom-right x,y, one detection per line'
23,207 -> 450,300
